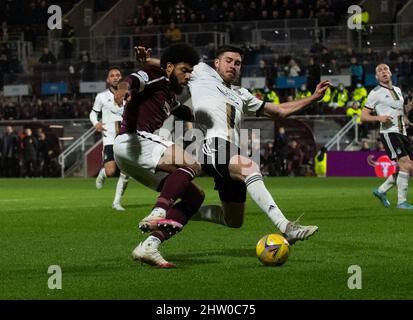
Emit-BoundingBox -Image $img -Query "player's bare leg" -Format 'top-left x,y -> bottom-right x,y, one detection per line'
193,202 -> 245,228
112,172 -> 129,211
396,156 -> 413,209
96,160 -> 117,189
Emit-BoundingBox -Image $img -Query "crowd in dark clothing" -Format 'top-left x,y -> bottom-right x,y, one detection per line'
127,0 -> 351,26
0,98 -> 91,121
260,126 -> 314,177
0,125 -> 61,177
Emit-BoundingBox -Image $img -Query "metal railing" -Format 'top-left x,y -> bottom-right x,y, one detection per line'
58,125 -> 98,177
325,116 -> 359,151
50,31 -> 228,61
252,22 -> 413,52
0,40 -> 33,64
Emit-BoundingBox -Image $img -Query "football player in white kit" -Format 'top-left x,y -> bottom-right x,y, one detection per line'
137,45 -> 330,244
188,46 -> 330,244
89,67 -> 129,211
361,64 -> 413,209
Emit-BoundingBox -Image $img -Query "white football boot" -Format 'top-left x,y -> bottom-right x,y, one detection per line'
132,238 -> 175,268
283,214 -> 318,245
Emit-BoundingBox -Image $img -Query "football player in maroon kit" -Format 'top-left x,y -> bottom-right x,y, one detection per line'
114,43 -> 202,268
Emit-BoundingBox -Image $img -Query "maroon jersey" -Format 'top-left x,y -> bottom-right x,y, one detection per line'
119,65 -> 178,134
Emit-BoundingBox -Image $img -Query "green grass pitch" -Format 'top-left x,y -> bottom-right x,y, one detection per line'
1,177 -> 413,300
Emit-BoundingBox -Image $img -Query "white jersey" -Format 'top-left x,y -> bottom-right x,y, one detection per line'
89,89 -> 124,145
365,85 -> 406,135
189,62 -> 264,147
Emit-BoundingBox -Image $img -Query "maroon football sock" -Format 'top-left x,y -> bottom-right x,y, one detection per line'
154,167 -> 196,210
151,182 -> 205,243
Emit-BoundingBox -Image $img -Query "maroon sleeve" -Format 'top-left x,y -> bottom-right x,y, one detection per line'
119,75 -> 140,90
171,104 -> 194,122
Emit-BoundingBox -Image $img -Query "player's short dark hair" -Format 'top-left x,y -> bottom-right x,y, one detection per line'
215,45 -> 244,59
160,43 -> 200,69
107,66 -> 121,75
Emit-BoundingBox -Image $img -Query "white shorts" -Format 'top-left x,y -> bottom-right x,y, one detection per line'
113,131 -> 173,191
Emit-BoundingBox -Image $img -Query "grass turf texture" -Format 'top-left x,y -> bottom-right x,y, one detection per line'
1,177 -> 413,300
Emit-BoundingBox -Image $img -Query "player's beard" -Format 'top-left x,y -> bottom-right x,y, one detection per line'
169,72 -> 184,94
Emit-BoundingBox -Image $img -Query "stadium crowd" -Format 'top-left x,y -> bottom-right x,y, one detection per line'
1,0 -> 412,177
0,125 -> 61,177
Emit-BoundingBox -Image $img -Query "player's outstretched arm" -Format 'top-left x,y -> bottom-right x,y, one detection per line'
360,107 -> 392,123
261,80 -> 331,118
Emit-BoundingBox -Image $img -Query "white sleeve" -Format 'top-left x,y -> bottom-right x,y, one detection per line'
189,63 -> 204,85
364,91 -> 376,110
89,94 -> 102,126
130,70 -> 149,92
239,88 -> 265,116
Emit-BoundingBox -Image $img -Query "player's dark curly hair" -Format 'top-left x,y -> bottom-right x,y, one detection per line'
215,45 -> 244,59
107,66 -> 121,75
160,43 -> 200,69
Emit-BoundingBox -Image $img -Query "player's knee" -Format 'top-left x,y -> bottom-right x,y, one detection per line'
105,167 -> 116,177
187,162 -> 202,177
399,158 -> 413,172
240,165 -> 261,180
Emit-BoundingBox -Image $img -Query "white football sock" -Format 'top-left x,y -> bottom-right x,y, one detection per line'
143,235 -> 161,248
397,171 -> 410,204
113,173 -> 129,204
245,173 -> 289,233
99,168 -> 107,179
192,205 -> 227,226
378,173 -> 397,194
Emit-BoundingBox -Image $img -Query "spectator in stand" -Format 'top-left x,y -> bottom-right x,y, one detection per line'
174,0 -> 187,23
164,21 -> 182,44
328,58 -> 341,75
287,139 -> 303,176
359,140 -> 370,152
4,102 -> 18,120
364,47 -> 379,63
349,56 -> 363,88
1,21 -> 9,42
395,56 -> 411,89
39,47 -> 57,65
23,25 -> 36,50
60,19 -> 75,59
1,126 -> 20,177
203,42 -> 216,60
34,98 -> 48,119
246,1 -> 259,20
274,126 -> 289,176
375,140 -> 386,152
306,56 -> 320,92
37,129 -> 55,177
8,54 -> 23,73
76,52 -> 96,81
58,97 -> 74,119
317,7 -> 335,27
329,83 -> 349,110
21,128 -> 39,177
343,47 -> 357,64
0,53 -> 9,88
140,17 -> 157,48
310,39 -> 326,55
261,141 -> 276,176
153,5 -> 164,25
285,58 -> 301,77
241,42 -> 258,65
319,47 -> 333,66
388,45 -> 401,61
